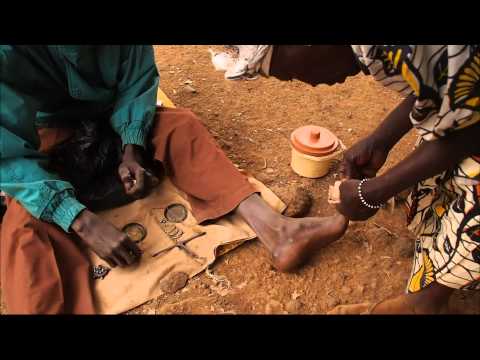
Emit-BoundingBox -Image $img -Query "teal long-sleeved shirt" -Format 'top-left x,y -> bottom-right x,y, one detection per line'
0,45 -> 159,232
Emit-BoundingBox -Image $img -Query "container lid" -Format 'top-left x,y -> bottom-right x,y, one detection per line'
290,125 -> 339,156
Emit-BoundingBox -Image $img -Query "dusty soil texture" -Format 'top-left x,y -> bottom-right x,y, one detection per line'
126,45 -> 479,315
1,45 -> 478,315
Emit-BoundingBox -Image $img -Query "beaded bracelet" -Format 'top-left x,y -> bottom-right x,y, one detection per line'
358,178 -> 383,209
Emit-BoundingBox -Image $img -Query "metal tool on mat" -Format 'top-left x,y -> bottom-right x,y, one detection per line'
152,232 -> 207,263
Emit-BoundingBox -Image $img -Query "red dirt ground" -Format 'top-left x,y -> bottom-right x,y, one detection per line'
128,45 -> 479,314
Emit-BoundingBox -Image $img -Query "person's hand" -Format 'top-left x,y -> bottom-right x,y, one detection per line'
336,179 -> 379,221
118,144 -> 158,199
341,134 -> 390,180
72,210 -> 142,268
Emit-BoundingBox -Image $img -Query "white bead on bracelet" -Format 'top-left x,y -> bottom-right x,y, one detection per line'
357,178 -> 383,209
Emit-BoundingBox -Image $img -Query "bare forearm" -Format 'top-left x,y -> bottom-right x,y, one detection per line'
365,122 -> 480,204
371,94 -> 416,151
341,94 -> 416,179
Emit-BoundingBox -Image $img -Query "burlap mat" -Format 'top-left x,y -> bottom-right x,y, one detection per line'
89,175 -> 285,314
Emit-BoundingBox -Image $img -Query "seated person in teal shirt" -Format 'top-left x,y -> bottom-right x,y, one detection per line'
0,45 -> 348,314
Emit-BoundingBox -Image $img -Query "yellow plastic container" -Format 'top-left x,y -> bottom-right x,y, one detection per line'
290,126 -> 344,179
290,145 -> 344,178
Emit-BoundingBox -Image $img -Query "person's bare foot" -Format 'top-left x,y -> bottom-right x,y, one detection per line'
270,215 -> 348,272
327,282 -> 453,314
236,194 -> 348,272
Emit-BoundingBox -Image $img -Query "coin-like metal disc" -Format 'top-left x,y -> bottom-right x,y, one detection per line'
164,204 -> 188,223
122,222 -> 147,242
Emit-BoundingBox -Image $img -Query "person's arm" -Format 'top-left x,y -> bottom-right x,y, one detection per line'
365,95 -> 415,153
0,52 -> 141,267
342,94 -> 416,179
0,85 -> 86,233
337,116 -> 480,220
365,119 -> 480,204
109,45 -> 159,197
110,45 -> 159,150
0,101 -> 142,268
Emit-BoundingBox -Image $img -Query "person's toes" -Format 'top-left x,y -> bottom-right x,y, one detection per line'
327,303 -> 373,315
